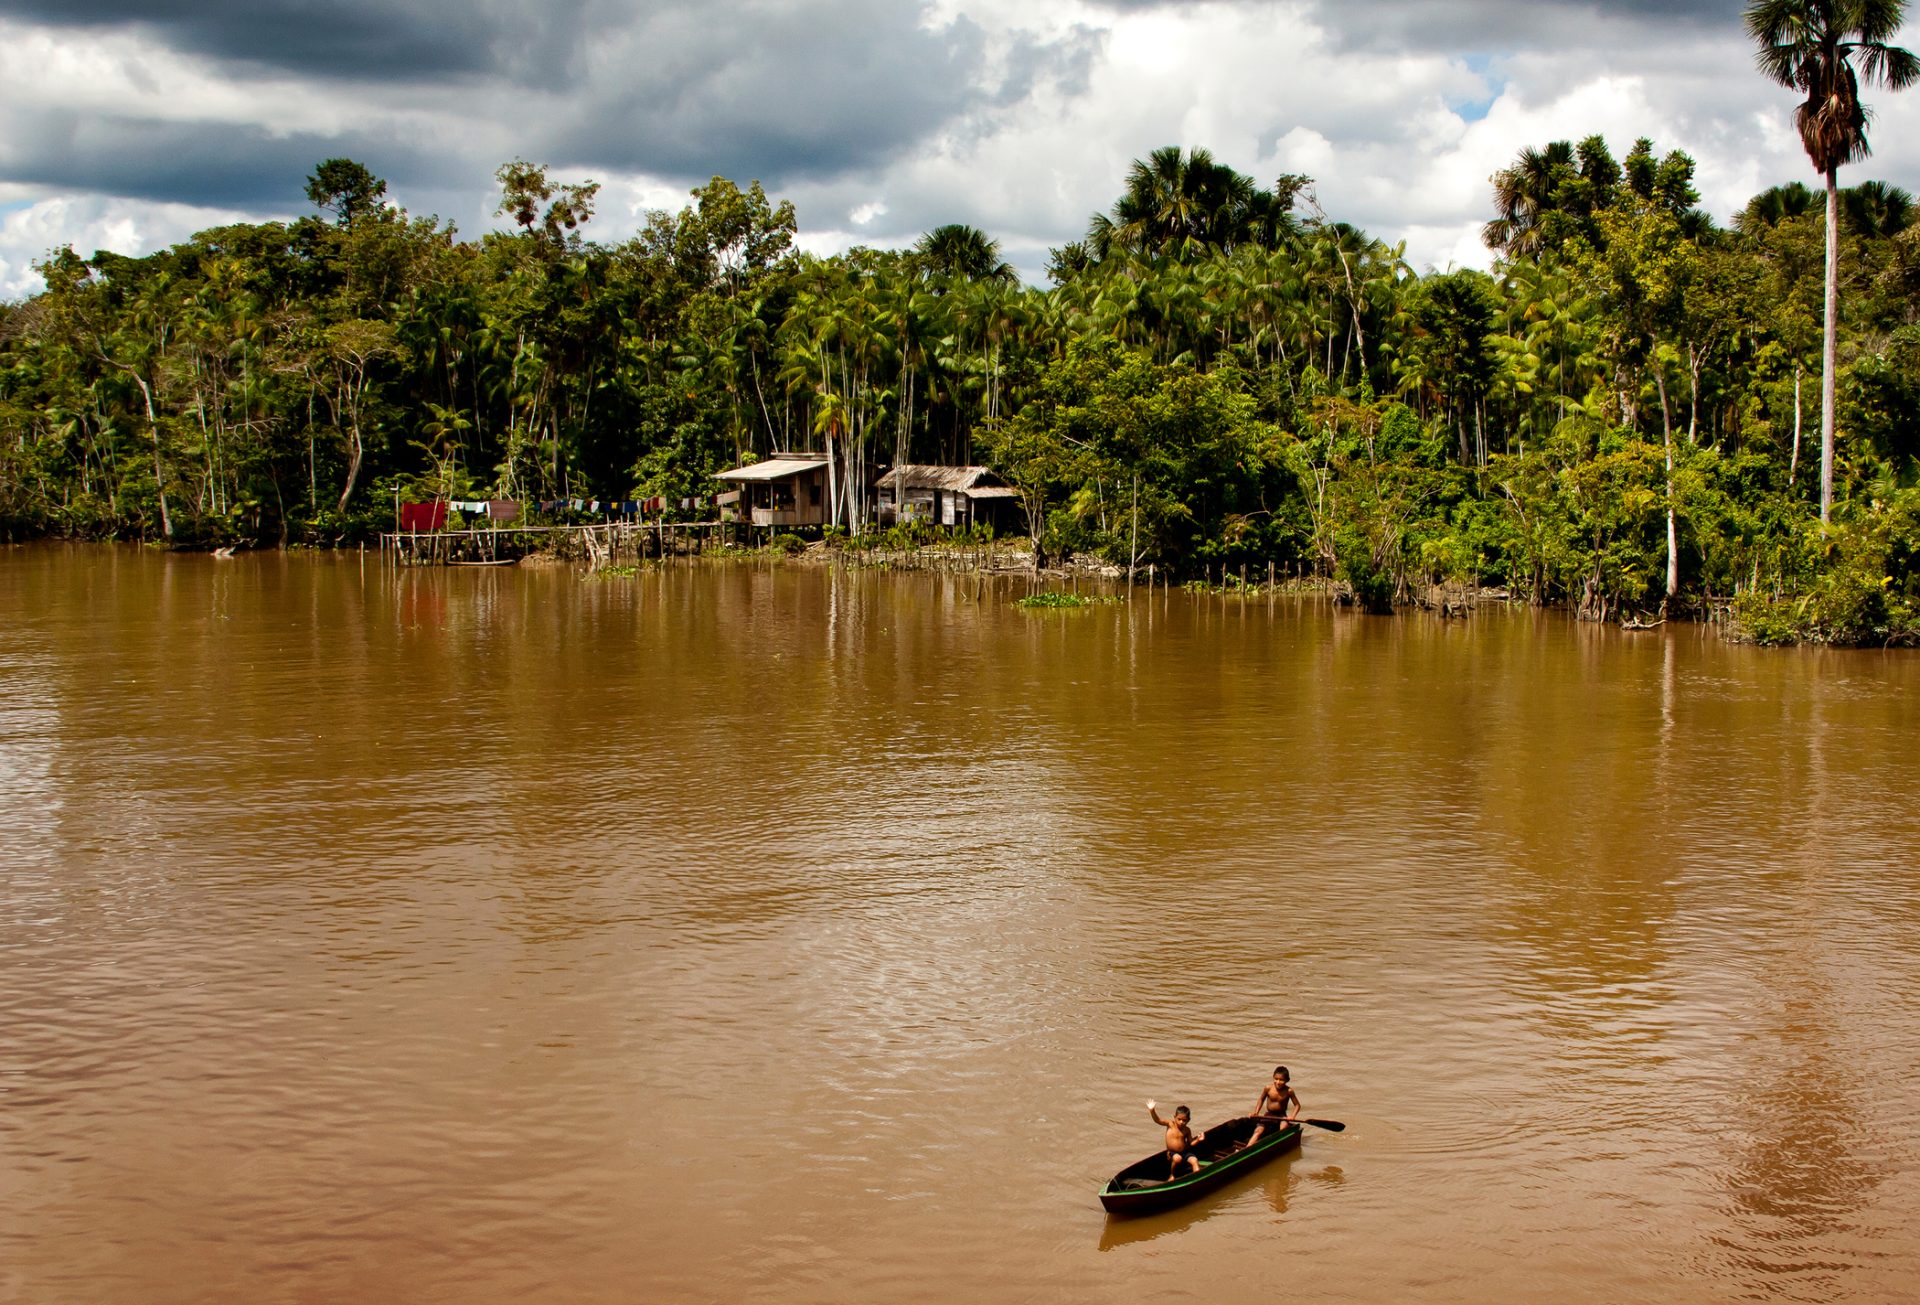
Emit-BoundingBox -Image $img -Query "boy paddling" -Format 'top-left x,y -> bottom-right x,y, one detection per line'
1147,1101 -> 1205,1179
1245,1066 -> 1300,1149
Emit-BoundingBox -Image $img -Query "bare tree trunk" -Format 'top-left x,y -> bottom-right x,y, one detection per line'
1821,168 -> 1838,524
336,376 -> 364,515
134,372 -> 173,539
826,431 -> 839,528
1337,249 -> 1367,377
1657,368 -> 1677,608
1790,365 -> 1802,485
1127,473 -> 1139,584
1687,345 -> 1700,445
750,351 -> 774,457
893,364 -> 912,525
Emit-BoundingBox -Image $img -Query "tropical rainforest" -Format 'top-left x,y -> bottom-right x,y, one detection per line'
3,13 -> 1919,644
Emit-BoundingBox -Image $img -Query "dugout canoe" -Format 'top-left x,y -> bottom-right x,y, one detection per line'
1098,1116 -> 1302,1215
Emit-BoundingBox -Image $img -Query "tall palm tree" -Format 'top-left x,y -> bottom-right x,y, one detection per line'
1746,0 -> 1918,521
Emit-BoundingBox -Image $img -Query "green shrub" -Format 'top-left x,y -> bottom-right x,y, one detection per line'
1731,489 -> 1920,645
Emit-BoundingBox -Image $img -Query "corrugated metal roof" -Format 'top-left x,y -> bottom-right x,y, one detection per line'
715,457 -> 828,483
880,465 -> 1005,492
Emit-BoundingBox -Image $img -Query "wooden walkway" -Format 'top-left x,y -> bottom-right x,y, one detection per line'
380,521 -> 733,566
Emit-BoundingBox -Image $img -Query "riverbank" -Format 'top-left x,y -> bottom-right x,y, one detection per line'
9,530 -> 1911,647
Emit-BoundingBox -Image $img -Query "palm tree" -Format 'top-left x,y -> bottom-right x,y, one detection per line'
1746,0 -> 1918,522
1736,180 -> 1822,232
1483,137 -> 1624,258
912,224 -> 1016,284
1087,147 -> 1278,262
1839,178 -> 1916,236
1485,141 -> 1579,258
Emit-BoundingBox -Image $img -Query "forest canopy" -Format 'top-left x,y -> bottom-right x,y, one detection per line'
3,143 -> 1919,643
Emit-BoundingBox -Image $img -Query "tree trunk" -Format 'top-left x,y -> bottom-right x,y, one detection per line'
1821,167 -> 1838,524
135,373 -> 173,539
1657,368 -> 1677,608
1791,365 -> 1802,485
1687,345 -> 1700,445
893,364 -> 912,526
337,427 -> 363,515
826,431 -> 840,528
336,376 -> 364,515
1127,473 -> 1139,584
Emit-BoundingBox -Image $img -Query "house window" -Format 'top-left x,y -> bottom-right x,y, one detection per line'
810,483 -> 822,506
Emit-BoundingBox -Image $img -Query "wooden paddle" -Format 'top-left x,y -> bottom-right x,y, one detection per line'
1251,1115 -> 1346,1132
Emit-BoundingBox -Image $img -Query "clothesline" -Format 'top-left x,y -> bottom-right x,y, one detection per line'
398,496 -> 711,529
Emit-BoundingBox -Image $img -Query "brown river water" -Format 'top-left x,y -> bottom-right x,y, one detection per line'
3,546 -> 1919,1304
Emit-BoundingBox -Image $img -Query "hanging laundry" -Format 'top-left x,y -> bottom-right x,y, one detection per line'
486,500 -> 520,522
399,501 -> 448,532
448,499 -> 487,513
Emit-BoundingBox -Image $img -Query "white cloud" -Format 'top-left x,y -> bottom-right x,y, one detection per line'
0,193 -> 255,297
1,2 -> 1918,296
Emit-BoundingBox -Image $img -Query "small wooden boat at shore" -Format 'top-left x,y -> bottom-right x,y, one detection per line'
1099,1116 -> 1302,1215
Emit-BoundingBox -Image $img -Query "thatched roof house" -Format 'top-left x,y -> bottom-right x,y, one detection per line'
878,465 -> 1019,530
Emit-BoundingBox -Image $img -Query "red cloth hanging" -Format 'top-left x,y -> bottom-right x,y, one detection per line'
400,501 -> 448,531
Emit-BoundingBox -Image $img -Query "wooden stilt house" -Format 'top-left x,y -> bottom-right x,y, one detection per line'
714,454 -> 833,527
877,466 -> 1020,531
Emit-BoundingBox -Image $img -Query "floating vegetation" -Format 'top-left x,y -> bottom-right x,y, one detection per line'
1016,591 -> 1120,609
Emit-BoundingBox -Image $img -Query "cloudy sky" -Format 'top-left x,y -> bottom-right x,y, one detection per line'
2,0 -> 1918,296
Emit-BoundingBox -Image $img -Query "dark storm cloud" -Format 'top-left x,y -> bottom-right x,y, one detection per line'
1080,0 -> 1735,48
1320,0 -> 1733,49
543,2 -> 990,182
0,0 -> 1071,203
993,21 -> 1102,106
0,0 -> 592,82
0,110 -> 447,210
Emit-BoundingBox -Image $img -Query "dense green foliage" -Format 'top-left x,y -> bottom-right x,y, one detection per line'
3,140 -> 1919,642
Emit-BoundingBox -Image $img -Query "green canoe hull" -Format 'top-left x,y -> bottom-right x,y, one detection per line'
1099,1116 -> 1302,1216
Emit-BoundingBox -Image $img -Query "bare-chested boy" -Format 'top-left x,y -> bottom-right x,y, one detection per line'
1147,1100 -> 1205,1179
1244,1066 -> 1300,1149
